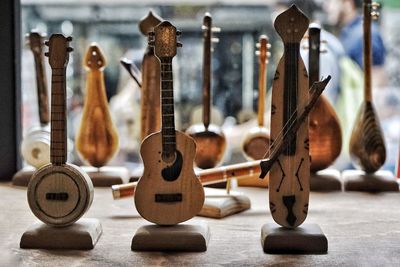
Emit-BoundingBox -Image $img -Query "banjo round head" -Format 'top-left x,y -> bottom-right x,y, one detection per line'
27,163 -> 93,227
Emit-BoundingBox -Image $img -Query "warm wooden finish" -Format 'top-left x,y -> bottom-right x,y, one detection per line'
186,13 -> 226,169
242,35 -> 271,162
27,34 -> 93,227
267,5 -> 310,228
307,23 -> 342,172
139,11 -> 162,140
135,22 -> 204,225
76,43 -> 119,168
349,0 -> 386,173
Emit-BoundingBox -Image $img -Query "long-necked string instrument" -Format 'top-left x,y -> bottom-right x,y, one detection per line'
76,44 -> 119,168
307,23 -> 342,172
242,35 -> 271,161
27,34 -> 93,226
21,31 -> 51,169
111,77 -> 330,199
186,13 -> 226,169
349,0 -> 386,173
134,21 -> 204,225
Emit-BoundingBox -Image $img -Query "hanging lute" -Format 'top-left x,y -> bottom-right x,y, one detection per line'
349,0 -> 386,173
134,21 -> 204,225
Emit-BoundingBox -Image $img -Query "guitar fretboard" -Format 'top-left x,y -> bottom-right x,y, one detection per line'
160,58 -> 176,156
50,67 -> 67,164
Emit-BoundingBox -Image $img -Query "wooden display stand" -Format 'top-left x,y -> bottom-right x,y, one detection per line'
20,218 -> 102,250
342,170 -> 399,192
198,188 -> 251,218
81,166 -> 130,186
310,169 -> 342,191
131,222 -> 210,252
261,223 -> 328,254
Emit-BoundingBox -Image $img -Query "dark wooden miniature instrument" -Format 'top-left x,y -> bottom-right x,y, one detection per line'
242,35 -> 271,161
113,77 -> 330,200
134,21 -> 204,225
307,23 -> 342,172
20,31 -> 51,169
27,34 -> 93,226
76,43 -> 119,168
186,13 -> 226,169
262,5 -> 310,229
349,0 -> 386,173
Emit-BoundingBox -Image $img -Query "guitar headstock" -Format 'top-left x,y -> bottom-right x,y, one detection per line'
274,5 -> 309,43
364,0 -> 381,20
26,30 -> 46,56
202,13 -> 221,52
255,35 -> 271,65
84,43 -> 106,70
44,34 -> 73,69
148,21 -> 182,59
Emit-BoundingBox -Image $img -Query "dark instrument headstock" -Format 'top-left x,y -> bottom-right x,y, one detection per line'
139,10 -> 163,36
364,0 -> 381,20
256,35 -> 270,65
44,34 -> 73,69
303,23 -> 327,53
274,5 -> 309,43
148,21 -> 182,59
202,13 -> 220,51
27,30 -> 46,56
84,43 -> 106,70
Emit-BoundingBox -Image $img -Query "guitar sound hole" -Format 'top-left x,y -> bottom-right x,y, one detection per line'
155,193 -> 182,202
161,150 -> 183,181
46,192 -> 69,201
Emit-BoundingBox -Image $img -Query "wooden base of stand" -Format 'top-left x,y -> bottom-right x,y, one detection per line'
12,167 -> 36,186
198,188 -> 251,218
20,218 -> 102,250
131,222 -> 210,252
342,170 -> 399,192
261,223 -> 328,254
310,169 -> 342,191
81,166 -> 130,187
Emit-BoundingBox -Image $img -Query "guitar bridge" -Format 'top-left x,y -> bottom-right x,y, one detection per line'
155,193 -> 182,203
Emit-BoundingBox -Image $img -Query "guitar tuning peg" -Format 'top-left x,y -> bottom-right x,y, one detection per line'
320,49 -> 328,54
256,43 -> 260,49
211,27 -> 221,33
66,36 -> 73,41
148,31 -> 155,36
211,47 -> 214,52
267,52 -> 271,58
44,41 -> 49,46
372,2 -> 381,8
177,42 -> 183,47
255,51 -> 260,56
211,37 -> 219,43
267,43 -> 271,49
371,11 -> 380,20
67,47 -> 73,52
44,52 -> 49,57
265,60 -> 269,64
176,30 -> 182,36
201,25 -> 208,31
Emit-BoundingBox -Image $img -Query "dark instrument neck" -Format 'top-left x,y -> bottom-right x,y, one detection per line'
33,52 -> 50,125
160,57 -> 176,156
202,24 -> 211,129
308,27 -> 320,87
50,67 -> 67,165
363,0 -> 373,102
283,42 -> 300,156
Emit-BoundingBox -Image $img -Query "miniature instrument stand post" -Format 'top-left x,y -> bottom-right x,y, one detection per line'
12,30 -> 50,186
239,35 -> 271,188
343,0 -> 398,192
305,23 -> 343,191
131,21 -> 209,252
20,34 -> 102,250
259,5 -> 328,254
76,43 -> 129,186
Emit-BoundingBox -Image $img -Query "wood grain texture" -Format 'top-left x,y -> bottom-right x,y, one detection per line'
269,5 -> 310,228
134,131 -> 205,225
76,44 -> 119,168
307,24 -> 342,172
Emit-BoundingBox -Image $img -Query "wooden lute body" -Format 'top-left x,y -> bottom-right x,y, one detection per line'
134,22 -> 204,225
307,24 -> 342,172
349,0 -> 386,173
269,5 -> 310,228
28,34 -> 93,227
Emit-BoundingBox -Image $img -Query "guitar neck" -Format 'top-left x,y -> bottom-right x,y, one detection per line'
50,67 -> 68,164
33,52 -> 50,125
308,27 -> 320,87
363,0 -> 373,102
160,57 -> 176,155
202,19 -> 212,129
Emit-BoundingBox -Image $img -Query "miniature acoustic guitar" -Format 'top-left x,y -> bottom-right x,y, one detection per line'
134,21 -> 204,225
307,23 -> 342,172
76,43 -> 119,167
186,13 -> 226,169
20,31 -> 51,169
265,5 -> 310,228
349,0 -> 386,173
27,34 -> 93,227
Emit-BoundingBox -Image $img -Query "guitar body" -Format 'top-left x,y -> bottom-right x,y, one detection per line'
135,130 -> 204,225
27,163 -> 93,227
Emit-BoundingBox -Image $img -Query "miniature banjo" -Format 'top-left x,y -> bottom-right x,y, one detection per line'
134,21 -> 204,225
27,34 -> 93,227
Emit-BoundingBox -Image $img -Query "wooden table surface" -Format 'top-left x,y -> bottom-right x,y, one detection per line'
1,182 -> 400,266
